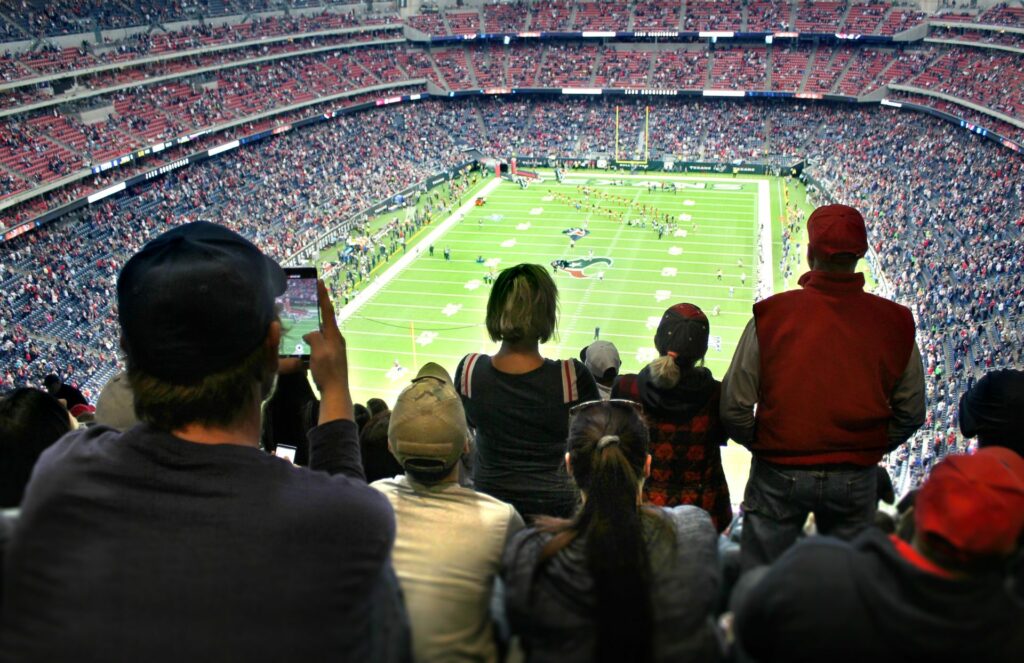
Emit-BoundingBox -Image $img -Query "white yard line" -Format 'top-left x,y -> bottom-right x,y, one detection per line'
757,179 -> 775,297
335,177 -> 503,325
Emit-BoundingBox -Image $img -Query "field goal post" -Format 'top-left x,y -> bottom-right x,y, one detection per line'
614,105 -> 651,167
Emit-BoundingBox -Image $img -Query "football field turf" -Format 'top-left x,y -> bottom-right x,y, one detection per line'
332,171 -> 796,498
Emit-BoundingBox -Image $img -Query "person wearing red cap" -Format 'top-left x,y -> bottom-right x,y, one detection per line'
733,448 -> 1024,662
721,204 -> 926,569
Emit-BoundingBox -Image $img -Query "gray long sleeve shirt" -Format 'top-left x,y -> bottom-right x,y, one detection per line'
721,317 -> 926,449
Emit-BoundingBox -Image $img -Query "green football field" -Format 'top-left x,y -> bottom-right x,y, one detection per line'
337,171 -> 786,404
324,169 -> 827,500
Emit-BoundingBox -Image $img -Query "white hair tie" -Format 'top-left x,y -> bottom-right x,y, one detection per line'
596,435 -> 620,450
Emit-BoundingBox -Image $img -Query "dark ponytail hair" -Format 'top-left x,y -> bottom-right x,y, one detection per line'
537,401 -> 655,663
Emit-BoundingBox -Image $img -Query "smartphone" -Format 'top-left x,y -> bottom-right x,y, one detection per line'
276,267 -> 320,358
274,444 -> 297,463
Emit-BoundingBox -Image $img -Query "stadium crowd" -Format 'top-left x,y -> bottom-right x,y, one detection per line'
6,36 -> 1024,211
1,3 -> 1023,660
0,204 -> 1021,661
2,96 -> 1022,495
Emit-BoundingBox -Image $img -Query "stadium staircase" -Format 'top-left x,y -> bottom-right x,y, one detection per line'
674,1 -> 686,30
875,5 -> 896,35
787,0 -> 799,31
501,48 -> 512,86
522,6 -> 534,31
440,11 -> 455,37
588,48 -> 604,87
428,55 -> 451,91
0,9 -> 29,40
208,0 -> 229,17
764,47 -> 774,89
702,49 -> 714,88
837,3 -> 854,31
871,56 -> 901,91
0,162 -> 27,186
470,100 -> 489,142
463,46 -> 481,88
830,52 -> 860,94
567,3 -> 580,30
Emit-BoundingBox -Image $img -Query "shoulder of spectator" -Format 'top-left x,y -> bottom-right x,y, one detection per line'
27,425 -> 117,485
293,464 -> 396,544
662,504 -> 717,547
506,504 -> 526,537
453,353 -> 471,390
572,357 -> 600,398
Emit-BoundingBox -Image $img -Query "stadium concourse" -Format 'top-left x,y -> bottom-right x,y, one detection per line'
0,3 -> 1023,659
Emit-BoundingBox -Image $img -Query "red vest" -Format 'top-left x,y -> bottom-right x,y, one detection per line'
752,271 -> 915,466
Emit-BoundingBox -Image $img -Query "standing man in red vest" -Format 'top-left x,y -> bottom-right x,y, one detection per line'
721,204 -> 925,570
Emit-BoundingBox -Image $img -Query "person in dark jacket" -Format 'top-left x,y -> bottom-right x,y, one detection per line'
42,373 -> 88,409
959,368 -> 1024,457
0,222 -> 408,662
613,303 -> 731,532
0,388 -> 74,507
503,399 -> 722,663
734,447 -> 1024,663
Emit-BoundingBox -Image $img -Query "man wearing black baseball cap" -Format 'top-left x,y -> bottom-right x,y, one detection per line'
721,204 -> 925,570
1,222 -> 408,661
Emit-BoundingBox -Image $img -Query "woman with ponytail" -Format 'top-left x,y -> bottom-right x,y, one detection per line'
502,400 -> 721,662
612,303 -> 732,532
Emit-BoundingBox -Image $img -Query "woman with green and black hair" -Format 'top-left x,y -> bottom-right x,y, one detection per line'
501,399 -> 722,662
454,263 -> 599,520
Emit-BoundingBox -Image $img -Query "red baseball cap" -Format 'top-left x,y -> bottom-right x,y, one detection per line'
915,448 -> 1024,560
68,404 -> 96,418
807,204 -> 868,259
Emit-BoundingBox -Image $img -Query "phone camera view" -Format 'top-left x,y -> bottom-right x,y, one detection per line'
277,270 -> 319,357
274,445 -> 297,463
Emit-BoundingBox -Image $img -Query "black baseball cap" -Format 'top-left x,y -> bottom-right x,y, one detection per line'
117,222 -> 287,384
654,303 -> 710,360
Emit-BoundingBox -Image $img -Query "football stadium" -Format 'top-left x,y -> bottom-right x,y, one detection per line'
1,1 -> 1022,660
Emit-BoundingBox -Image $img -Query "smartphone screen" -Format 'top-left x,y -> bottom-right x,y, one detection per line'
274,444 -> 297,463
276,267 -> 320,358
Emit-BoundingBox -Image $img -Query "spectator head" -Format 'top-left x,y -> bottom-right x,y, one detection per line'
872,510 -> 896,534
959,369 -> 1024,456
914,447 -> 1024,573
806,204 -> 867,272
0,388 -> 74,507
581,340 -> 621,386
116,222 -> 286,432
354,403 -> 370,432
559,399 -> 653,662
42,374 -> 61,395
366,397 -> 389,417
486,263 -> 558,344
650,303 -> 709,389
360,410 -> 403,483
388,363 -> 469,484
95,371 -> 139,431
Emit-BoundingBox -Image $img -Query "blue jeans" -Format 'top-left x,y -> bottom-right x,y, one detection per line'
740,457 -> 877,570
